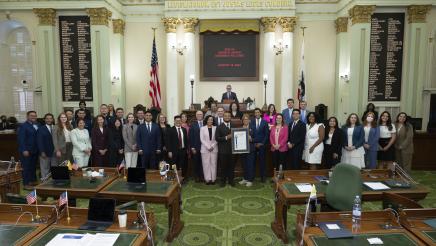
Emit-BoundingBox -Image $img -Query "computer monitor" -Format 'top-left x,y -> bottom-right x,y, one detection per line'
127,167 -> 146,183
87,197 -> 116,223
51,166 -> 70,180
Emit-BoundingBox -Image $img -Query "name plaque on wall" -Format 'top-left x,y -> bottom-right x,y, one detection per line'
59,16 -> 93,102
368,13 -> 405,102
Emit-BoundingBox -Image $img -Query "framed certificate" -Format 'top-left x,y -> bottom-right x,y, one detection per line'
231,128 -> 250,154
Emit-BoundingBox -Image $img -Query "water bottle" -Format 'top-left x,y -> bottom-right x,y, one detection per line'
9,156 -> 15,170
278,164 -> 283,180
352,195 -> 361,233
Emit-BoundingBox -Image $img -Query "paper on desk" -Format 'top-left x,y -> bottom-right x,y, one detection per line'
84,233 -> 120,246
364,182 -> 391,191
46,233 -> 88,246
295,183 -> 313,193
367,237 -> 384,244
326,224 -> 340,230
91,171 -> 101,177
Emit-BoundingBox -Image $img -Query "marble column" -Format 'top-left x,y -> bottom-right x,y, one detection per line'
163,17 -> 180,123
33,8 -> 60,114
260,17 -> 277,109
182,18 -> 199,109
111,19 -> 126,109
86,8 -> 112,114
403,5 -> 431,117
348,5 -> 375,114
334,17 -> 350,124
278,17 -> 296,109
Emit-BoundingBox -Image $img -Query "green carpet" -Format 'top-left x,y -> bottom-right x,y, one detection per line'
27,170 -> 436,246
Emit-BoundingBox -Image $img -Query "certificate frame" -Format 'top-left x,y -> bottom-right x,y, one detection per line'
231,128 -> 250,154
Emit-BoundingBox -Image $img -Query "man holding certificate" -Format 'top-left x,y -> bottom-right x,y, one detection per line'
216,111 -> 235,187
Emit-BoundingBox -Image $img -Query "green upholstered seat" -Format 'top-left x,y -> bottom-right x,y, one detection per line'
326,163 -> 363,211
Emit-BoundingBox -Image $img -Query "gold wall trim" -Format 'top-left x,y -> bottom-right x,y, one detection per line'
200,19 -> 260,33
348,5 -> 375,25
407,5 -> 431,23
33,8 -> 56,26
278,17 -> 297,32
86,8 -> 112,26
162,17 -> 181,33
112,19 -> 125,35
260,17 -> 278,33
335,17 -> 348,33
182,18 -> 199,33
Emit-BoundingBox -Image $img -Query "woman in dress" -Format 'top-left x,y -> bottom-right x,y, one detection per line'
123,113 -> 138,168
377,111 -> 397,169
363,112 -> 379,169
303,112 -> 325,170
322,117 -> 342,169
238,114 -> 255,187
263,104 -> 277,129
108,118 -> 124,167
395,112 -> 414,173
52,113 -> 73,164
70,119 -> 92,168
269,113 -> 288,171
229,102 -> 243,120
157,113 -> 170,162
108,104 -> 115,118
91,115 -> 109,166
200,115 -> 218,184
341,113 -> 365,169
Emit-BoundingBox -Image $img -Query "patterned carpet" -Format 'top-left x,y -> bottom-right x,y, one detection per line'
142,170 -> 436,246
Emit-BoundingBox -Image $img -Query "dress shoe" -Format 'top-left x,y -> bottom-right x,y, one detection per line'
239,179 -> 248,185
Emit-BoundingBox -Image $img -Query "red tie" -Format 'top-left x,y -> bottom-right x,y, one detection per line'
178,127 -> 182,148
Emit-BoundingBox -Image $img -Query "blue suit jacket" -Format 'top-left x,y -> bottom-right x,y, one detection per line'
189,121 -> 202,151
365,127 -> 380,152
341,125 -> 365,149
281,108 -> 293,125
36,125 -> 54,157
249,118 -> 269,145
136,122 -> 161,154
18,121 -> 39,154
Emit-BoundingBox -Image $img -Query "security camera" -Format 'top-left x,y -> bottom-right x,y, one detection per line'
21,80 -> 27,85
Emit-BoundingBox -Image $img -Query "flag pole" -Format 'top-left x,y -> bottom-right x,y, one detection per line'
66,190 -> 71,222
34,189 -> 40,219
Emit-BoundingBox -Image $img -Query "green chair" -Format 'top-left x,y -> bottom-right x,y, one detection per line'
325,163 -> 363,211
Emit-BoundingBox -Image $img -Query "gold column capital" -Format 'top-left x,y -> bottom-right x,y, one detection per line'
260,17 -> 278,33
162,17 -> 181,33
278,17 -> 297,32
33,8 -> 56,26
407,5 -> 431,23
181,18 -> 199,33
112,19 -> 125,35
348,5 -> 375,25
335,17 -> 348,33
86,8 -> 112,26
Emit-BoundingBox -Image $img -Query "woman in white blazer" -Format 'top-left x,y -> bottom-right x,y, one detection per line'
71,119 -> 92,168
200,115 -> 218,184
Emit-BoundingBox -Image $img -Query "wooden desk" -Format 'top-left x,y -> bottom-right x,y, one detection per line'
400,208 -> 436,245
0,203 -> 57,245
0,164 -> 22,202
24,207 -> 155,246
98,177 -> 183,242
271,169 -> 430,244
296,210 -> 425,246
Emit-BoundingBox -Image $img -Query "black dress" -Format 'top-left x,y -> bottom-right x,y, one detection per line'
158,124 -> 170,162
322,128 -> 343,168
108,127 -> 124,167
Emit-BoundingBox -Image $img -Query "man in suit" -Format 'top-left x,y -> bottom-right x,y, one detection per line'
215,111 -> 235,186
214,107 -> 225,126
287,109 -> 306,169
99,104 -> 114,126
113,108 -> 126,125
281,98 -> 295,125
65,109 -> 75,128
299,101 -> 310,124
167,115 -> 189,181
18,111 -> 39,186
189,110 -> 204,182
221,84 -> 238,103
136,110 -> 161,169
74,100 -> 91,121
134,109 -> 146,125
0,115 -> 9,130
249,108 -> 269,182
36,113 -> 56,180
75,109 -> 92,135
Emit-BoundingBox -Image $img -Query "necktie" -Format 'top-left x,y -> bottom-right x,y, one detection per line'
177,127 -> 182,148
199,121 -> 202,128
227,123 -> 230,129
228,92 -> 230,99
302,111 -> 305,122
292,121 -> 296,131
147,123 -> 151,132
49,125 -> 53,134
219,118 -> 222,125
256,119 -> 259,129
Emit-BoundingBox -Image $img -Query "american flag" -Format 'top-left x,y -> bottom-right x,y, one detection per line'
297,36 -> 306,103
58,191 -> 68,207
26,190 -> 37,205
149,34 -> 161,109
117,159 -> 125,173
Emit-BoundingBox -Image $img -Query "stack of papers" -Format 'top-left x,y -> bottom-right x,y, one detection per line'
363,182 -> 391,191
295,183 -> 313,193
46,233 -> 119,246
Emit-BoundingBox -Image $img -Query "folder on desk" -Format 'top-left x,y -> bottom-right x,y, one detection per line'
363,182 -> 391,191
318,222 -> 353,239
423,218 -> 436,229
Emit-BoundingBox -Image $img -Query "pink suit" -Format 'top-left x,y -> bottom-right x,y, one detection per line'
200,126 -> 218,182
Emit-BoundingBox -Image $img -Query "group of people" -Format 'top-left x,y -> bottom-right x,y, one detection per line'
17,97 -> 414,188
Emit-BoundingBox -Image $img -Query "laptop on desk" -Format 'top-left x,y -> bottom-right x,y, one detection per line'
79,197 -> 116,231
50,166 -> 70,185
127,167 -> 146,189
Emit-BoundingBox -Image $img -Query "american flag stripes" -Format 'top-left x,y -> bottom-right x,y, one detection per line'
58,191 -> 68,207
149,34 -> 161,109
26,190 -> 37,205
297,36 -> 306,103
